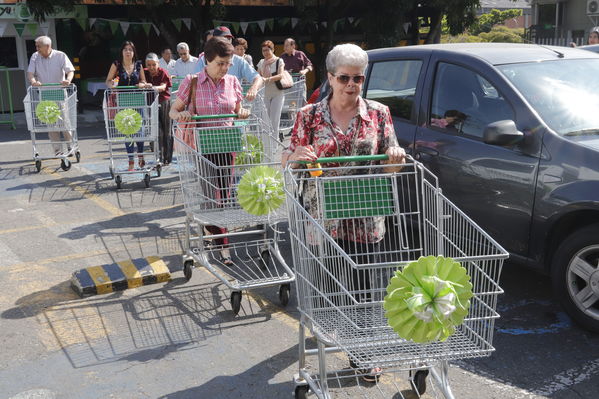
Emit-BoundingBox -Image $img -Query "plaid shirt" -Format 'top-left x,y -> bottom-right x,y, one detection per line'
286,95 -> 400,243
176,69 -> 242,116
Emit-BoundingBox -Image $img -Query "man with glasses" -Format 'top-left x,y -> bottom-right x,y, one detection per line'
194,26 -> 262,101
173,42 -> 198,77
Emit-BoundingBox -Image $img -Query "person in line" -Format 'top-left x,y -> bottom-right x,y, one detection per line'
194,26 -> 261,101
170,37 -> 250,265
173,42 -> 198,77
233,37 -> 253,68
144,53 -> 173,165
27,35 -> 75,156
257,40 -> 285,135
280,38 -> 313,77
570,26 -> 599,47
282,43 -> 406,383
105,41 -> 148,171
159,48 -> 176,76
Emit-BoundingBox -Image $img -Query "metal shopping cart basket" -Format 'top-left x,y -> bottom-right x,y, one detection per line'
173,113 -> 294,315
103,86 -> 160,189
284,155 -> 508,398
279,74 -> 306,140
24,84 -> 79,172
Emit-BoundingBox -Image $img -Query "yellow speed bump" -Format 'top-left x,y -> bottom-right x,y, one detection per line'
71,257 -> 171,297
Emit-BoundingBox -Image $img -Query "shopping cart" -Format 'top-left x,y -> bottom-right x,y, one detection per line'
103,86 -> 160,189
279,74 -> 306,140
173,113 -> 294,315
171,76 -> 185,94
284,155 -> 508,398
24,84 -> 79,172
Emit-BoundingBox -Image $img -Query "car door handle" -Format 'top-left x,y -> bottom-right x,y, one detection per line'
415,147 -> 439,160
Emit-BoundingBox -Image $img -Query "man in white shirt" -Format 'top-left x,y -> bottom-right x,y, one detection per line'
27,35 -> 75,156
172,42 -> 198,77
159,48 -> 176,76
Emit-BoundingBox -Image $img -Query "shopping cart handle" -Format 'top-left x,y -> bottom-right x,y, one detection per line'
171,75 -> 186,79
298,154 -> 389,164
38,83 -> 63,86
110,85 -> 139,89
190,114 -> 238,120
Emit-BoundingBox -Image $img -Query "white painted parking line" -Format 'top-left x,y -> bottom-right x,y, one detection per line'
532,358 -> 599,396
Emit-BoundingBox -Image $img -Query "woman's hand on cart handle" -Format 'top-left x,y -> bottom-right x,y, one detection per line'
60,80 -> 71,86
238,108 -> 250,119
31,80 -> 42,87
385,146 -> 406,165
285,145 -> 317,168
175,110 -> 192,122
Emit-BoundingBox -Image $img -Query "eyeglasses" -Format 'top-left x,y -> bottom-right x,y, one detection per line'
332,74 -> 365,84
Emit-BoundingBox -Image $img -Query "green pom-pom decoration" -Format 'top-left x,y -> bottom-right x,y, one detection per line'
36,101 -> 61,124
384,255 -> 473,343
114,108 -> 142,137
237,166 -> 285,216
234,135 -> 264,165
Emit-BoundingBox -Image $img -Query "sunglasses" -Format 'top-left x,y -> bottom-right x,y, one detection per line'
332,74 -> 365,84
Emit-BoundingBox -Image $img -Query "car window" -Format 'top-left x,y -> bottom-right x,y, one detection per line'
366,59 -> 422,120
430,63 -> 515,139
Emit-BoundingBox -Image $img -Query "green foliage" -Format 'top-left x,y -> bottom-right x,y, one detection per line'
469,8 -> 522,36
479,26 -> 524,43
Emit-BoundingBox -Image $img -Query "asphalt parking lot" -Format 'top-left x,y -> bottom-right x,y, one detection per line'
1,110 -> 598,399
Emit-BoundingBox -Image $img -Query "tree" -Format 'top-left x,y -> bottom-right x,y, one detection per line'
469,8 -> 522,36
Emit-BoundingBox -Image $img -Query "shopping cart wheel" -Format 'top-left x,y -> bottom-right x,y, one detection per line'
35,160 -> 42,173
75,151 -> 81,163
143,174 -> 151,188
279,284 -> 291,307
294,385 -> 309,399
156,164 -> 162,177
410,369 -> 429,395
60,159 -> 71,171
183,260 -> 193,282
230,291 -> 242,315
115,175 -> 122,189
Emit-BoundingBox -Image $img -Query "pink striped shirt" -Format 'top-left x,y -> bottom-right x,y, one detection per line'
176,69 -> 242,116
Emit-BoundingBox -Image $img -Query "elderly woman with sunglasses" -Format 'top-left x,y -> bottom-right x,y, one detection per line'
282,43 -> 406,382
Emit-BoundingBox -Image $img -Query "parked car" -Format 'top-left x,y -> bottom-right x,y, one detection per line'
362,43 -> 599,332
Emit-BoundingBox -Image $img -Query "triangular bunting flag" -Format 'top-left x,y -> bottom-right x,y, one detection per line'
13,23 -> 26,37
40,22 -> 49,35
332,20 -> 339,32
0,22 -> 8,37
257,20 -> 266,32
182,18 -> 191,30
26,23 -> 37,36
109,20 -> 120,35
279,17 -> 290,27
321,21 -> 327,28
231,22 -> 240,34
402,22 -> 411,33
240,22 -> 249,34
152,24 -> 160,36
354,18 -> 361,26
142,23 -> 151,35
266,19 -> 274,31
74,18 -> 87,30
120,22 -> 130,35
173,19 -> 182,31
348,17 -> 354,24
89,18 -> 97,28
291,18 -> 299,29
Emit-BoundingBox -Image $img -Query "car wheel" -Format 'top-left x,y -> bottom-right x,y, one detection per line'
551,223 -> 599,332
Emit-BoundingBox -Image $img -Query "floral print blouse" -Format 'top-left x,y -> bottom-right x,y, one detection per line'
285,95 -> 400,243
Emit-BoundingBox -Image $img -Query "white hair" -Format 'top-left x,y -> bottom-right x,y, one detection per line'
35,36 -> 52,47
176,42 -> 189,52
145,52 -> 159,62
325,43 -> 368,74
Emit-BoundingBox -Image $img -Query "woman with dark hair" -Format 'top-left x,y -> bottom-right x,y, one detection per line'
170,37 -> 249,264
233,37 -> 253,68
257,40 -> 285,135
105,41 -> 148,170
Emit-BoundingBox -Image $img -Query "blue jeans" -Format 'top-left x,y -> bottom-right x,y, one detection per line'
125,141 -> 144,159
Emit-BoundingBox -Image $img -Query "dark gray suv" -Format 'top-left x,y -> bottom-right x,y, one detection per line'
363,43 -> 599,331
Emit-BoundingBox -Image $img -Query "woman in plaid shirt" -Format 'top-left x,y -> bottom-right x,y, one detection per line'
170,37 -> 249,265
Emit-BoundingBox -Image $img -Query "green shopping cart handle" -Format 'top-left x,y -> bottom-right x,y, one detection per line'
191,114 -> 238,120
171,76 -> 185,79
297,154 -> 389,164
38,83 -> 63,86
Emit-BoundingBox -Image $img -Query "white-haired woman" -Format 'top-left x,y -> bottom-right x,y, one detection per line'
282,43 -> 406,382
144,52 -> 172,164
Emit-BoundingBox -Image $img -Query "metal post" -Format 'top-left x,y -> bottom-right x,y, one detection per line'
0,67 -> 16,130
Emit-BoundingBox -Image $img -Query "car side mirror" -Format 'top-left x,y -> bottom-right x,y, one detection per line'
483,120 -> 524,146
